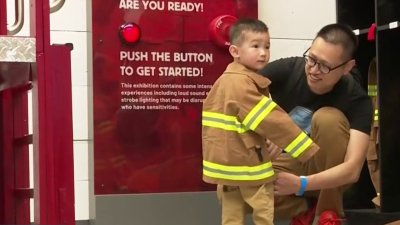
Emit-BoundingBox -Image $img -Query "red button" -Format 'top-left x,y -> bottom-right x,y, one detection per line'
119,23 -> 141,45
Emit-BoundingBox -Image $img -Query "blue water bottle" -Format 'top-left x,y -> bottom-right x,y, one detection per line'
289,106 -> 313,135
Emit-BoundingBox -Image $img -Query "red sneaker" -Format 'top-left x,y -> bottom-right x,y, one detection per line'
318,210 -> 343,225
290,205 -> 317,225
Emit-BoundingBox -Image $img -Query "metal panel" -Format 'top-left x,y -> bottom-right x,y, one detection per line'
95,192 -> 290,225
0,36 -> 35,62
96,192 -> 222,225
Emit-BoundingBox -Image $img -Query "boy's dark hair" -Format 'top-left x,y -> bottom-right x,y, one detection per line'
316,23 -> 358,59
229,18 -> 269,45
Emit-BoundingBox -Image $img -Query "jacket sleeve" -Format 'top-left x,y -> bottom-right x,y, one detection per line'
234,78 -> 319,162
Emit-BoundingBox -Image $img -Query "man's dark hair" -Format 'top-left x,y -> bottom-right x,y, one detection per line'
229,18 -> 269,45
315,23 -> 358,59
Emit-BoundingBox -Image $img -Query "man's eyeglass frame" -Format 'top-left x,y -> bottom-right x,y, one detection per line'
302,47 -> 351,74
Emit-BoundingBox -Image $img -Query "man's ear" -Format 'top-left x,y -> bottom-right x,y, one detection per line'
343,59 -> 356,75
229,45 -> 239,58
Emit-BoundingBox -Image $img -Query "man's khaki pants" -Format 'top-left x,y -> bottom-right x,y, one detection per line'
273,107 -> 350,219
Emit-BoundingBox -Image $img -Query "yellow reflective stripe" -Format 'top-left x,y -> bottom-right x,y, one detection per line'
202,111 -> 248,133
242,97 -> 277,131
285,132 -> 313,158
374,109 -> 379,121
203,160 -> 274,181
368,85 -> 377,96
203,169 -> 274,181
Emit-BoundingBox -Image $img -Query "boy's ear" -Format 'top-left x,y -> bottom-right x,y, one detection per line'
229,45 -> 239,58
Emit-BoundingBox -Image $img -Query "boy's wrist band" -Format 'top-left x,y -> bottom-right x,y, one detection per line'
296,175 -> 307,196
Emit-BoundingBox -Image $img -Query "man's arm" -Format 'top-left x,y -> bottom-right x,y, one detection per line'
274,129 -> 369,195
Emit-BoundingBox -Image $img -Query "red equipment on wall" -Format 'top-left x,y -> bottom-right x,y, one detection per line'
0,0 -> 75,225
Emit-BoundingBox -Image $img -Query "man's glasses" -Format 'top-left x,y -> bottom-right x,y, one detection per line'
303,48 -> 350,74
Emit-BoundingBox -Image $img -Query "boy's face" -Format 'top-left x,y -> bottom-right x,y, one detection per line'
230,31 -> 270,71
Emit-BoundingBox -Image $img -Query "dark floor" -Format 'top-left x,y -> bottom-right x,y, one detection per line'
344,209 -> 400,225
272,209 -> 400,225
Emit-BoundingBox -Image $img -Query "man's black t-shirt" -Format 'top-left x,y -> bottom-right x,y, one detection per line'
259,57 -> 373,135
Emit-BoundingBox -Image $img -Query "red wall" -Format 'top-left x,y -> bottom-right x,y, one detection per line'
92,0 -> 257,194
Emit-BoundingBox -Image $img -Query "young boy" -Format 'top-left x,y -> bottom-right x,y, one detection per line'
202,18 -> 320,225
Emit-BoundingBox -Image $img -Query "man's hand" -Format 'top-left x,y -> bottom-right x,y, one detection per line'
266,139 -> 283,160
274,172 -> 302,195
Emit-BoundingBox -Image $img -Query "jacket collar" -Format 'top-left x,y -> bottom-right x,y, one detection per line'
225,62 -> 271,89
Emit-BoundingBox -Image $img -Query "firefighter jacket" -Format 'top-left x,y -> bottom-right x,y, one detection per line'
367,57 -> 380,207
202,62 -> 320,186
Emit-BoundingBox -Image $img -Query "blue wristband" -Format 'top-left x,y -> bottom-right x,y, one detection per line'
296,176 -> 307,196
